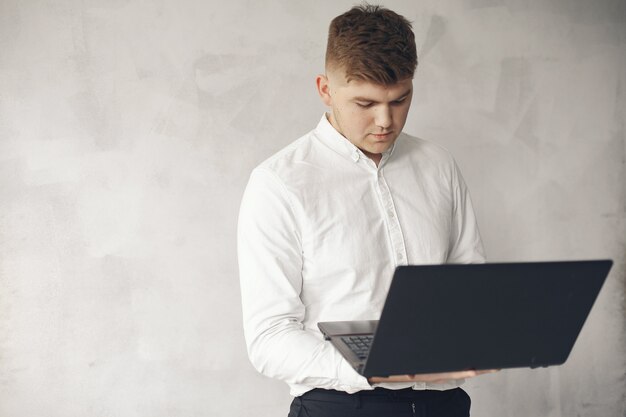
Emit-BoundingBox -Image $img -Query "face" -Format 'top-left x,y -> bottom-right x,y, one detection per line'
316,69 -> 413,163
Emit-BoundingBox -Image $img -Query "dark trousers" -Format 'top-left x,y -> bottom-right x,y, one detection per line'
288,387 -> 471,417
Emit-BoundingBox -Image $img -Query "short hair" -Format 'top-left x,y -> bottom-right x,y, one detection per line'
326,4 -> 418,85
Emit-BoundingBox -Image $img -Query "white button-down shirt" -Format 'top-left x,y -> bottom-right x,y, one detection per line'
238,115 -> 485,396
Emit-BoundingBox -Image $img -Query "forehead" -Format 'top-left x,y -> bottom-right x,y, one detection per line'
342,77 -> 413,100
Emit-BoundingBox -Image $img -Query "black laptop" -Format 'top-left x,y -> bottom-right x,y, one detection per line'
318,260 -> 612,378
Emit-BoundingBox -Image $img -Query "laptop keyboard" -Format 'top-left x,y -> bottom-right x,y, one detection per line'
342,335 -> 373,360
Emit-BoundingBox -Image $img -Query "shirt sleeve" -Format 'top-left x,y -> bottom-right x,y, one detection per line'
447,160 -> 486,264
237,167 -> 372,393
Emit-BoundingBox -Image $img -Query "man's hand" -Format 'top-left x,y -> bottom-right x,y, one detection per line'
368,369 -> 499,384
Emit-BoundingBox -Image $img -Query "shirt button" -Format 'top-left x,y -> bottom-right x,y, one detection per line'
351,151 -> 360,162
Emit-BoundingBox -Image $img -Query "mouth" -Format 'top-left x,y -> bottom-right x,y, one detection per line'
372,132 -> 393,140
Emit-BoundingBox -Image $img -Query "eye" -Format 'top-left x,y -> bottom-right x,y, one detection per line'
355,102 -> 373,108
392,97 -> 408,106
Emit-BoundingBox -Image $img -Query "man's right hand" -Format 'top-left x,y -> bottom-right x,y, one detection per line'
368,369 -> 499,384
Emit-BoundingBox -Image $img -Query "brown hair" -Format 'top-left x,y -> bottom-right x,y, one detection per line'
326,4 -> 418,85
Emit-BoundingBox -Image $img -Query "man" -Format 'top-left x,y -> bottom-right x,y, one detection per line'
238,5 -> 493,416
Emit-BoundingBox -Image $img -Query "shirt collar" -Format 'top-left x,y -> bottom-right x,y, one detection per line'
314,113 -> 397,166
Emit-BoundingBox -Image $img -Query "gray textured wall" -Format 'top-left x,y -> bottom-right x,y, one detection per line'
0,0 -> 624,416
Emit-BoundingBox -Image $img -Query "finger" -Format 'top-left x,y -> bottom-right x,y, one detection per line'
475,369 -> 500,375
445,370 -> 477,379
369,374 -> 415,383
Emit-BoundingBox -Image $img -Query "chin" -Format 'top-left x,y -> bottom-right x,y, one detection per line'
373,143 -> 394,153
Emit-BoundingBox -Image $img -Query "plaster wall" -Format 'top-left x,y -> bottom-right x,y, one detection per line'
0,1 -> 624,416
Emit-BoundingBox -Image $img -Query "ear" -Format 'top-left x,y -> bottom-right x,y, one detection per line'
316,74 -> 333,107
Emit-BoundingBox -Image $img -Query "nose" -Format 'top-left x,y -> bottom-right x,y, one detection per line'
374,106 -> 392,130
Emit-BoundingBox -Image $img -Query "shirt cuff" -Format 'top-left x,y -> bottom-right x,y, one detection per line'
335,357 -> 373,393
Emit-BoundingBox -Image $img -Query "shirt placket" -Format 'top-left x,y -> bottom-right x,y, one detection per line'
376,168 -> 408,266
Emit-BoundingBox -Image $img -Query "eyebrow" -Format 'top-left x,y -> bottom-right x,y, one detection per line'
352,89 -> 412,103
